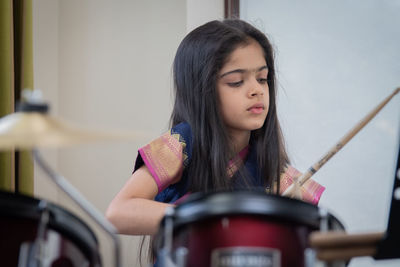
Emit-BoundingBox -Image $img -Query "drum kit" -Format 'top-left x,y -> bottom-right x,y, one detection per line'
0,88 -> 399,267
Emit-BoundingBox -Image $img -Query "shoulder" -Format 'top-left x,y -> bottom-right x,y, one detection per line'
170,122 -> 193,163
171,122 -> 192,142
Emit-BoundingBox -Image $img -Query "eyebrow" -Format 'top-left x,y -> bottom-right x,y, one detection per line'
220,65 -> 268,78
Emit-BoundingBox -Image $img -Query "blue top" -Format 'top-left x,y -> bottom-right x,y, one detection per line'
134,122 -> 265,204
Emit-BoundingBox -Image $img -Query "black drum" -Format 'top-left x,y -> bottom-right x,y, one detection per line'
155,191 -> 345,267
0,190 -> 101,267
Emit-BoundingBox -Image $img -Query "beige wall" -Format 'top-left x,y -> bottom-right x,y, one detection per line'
33,0 -> 223,266
186,0 -> 224,32
33,0 -> 60,203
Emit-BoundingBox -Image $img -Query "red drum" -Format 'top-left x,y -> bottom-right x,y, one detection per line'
0,190 -> 101,267
155,191 -> 344,267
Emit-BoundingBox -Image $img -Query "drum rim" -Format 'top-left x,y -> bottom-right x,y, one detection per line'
171,190 -> 344,230
0,190 -> 101,264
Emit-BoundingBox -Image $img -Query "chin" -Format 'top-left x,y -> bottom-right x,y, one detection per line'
248,122 -> 265,131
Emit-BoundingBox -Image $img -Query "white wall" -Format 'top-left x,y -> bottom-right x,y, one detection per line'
241,1 -> 400,266
33,0 -> 223,266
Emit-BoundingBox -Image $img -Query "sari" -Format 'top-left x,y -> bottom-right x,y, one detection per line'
134,122 -> 324,205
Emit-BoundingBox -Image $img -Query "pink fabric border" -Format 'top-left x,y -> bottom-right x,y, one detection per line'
310,185 -> 325,205
139,148 -> 163,193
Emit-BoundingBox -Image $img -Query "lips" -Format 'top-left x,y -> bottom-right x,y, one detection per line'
247,103 -> 265,114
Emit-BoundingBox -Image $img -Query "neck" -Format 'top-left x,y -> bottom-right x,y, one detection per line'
229,129 -> 250,154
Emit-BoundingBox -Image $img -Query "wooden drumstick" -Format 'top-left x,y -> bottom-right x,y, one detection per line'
316,246 -> 377,261
283,87 -> 400,198
309,231 -> 384,248
310,230 -> 384,261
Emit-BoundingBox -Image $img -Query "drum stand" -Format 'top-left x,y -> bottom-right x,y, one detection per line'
32,149 -> 121,267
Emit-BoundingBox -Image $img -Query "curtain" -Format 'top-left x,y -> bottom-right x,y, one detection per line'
0,0 -> 34,195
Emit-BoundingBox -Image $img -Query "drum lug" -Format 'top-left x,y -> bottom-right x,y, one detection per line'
35,201 -> 51,261
315,208 -> 347,267
157,207 -> 188,267
18,200 -> 51,267
174,247 -> 188,267
319,208 -> 329,232
304,248 -> 316,267
156,249 -> 177,267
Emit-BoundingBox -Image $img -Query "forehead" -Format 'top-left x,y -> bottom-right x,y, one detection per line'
220,40 -> 267,72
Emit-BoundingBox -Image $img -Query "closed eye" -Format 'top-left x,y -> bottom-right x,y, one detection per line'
227,81 -> 243,87
258,78 -> 268,84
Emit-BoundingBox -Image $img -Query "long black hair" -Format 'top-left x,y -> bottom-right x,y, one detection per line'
141,19 -> 290,267
171,19 -> 289,193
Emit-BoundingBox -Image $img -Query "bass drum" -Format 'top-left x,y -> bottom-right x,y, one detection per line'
155,190 -> 345,267
0,190 -> 101,267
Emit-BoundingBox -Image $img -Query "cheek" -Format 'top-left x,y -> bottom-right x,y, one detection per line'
218,86 -> 233,109
260,92 -> 270,120
223,93 -> 243,115
217,88 -> 230,119
219,97 -> 235,120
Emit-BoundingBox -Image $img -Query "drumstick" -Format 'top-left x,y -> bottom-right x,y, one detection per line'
311,231 -> 384,261
309,231 -> 384,248
316,246 -> 377,261
283,87 -> 400,198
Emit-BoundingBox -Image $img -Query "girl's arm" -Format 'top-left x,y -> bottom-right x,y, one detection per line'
106,165 -> 173,235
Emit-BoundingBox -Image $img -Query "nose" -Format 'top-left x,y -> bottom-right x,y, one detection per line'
248,78 -> 264,97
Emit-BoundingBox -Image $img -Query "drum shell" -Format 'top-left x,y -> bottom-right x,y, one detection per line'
156,191 -> 344,267
174,215 -> 314,267
0,191 -> 101,267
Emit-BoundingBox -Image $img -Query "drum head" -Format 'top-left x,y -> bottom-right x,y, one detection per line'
171,190 -> 343,230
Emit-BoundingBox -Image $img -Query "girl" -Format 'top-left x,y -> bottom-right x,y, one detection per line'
106,18 -> 324,240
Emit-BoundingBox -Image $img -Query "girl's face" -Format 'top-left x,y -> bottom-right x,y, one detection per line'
217,39 -> 270,139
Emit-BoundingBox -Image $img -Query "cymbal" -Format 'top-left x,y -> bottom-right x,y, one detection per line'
0,112 -> 147,150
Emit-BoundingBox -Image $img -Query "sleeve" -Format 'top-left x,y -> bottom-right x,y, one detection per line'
279,166 -> 325,205
133,123 -> 192,193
